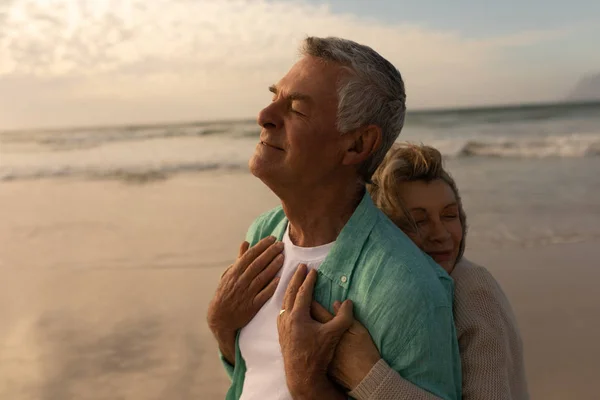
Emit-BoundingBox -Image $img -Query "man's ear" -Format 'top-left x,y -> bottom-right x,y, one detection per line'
341,125 -> 382,166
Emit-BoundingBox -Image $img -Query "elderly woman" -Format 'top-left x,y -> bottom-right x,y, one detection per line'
296,143 -> 529,399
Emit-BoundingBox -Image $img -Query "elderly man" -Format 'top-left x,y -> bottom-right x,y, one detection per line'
207,36 -> 461,399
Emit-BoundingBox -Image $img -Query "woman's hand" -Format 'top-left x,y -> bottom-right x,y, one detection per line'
311,301 -> 382,392
207,236 -> 284,364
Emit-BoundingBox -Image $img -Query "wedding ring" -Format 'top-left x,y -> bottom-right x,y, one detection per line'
279,309 -> 286,316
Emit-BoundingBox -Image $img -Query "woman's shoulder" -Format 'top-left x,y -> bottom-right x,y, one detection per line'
451,258 -> 503,294
451,258 -> 520,331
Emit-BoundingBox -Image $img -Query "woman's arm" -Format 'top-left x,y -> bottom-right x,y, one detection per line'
349,359 -> 440,400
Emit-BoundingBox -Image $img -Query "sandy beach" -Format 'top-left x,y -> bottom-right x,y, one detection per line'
1,172 -> 599,399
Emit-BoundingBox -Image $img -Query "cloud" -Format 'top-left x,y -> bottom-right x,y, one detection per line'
0,0 -> 572,129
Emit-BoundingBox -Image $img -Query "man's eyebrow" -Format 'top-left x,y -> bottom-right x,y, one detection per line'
269,85 -> 312,102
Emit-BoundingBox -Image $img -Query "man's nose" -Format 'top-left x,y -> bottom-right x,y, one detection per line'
257,102 -> 283,130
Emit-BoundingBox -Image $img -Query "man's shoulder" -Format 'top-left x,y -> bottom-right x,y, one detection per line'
368,212 -> 424,259
365,211 -> 447,277
245,205 -> 287,245
354,211 -> 453,306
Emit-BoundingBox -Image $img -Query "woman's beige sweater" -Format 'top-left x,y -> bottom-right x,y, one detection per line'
349,259 -> 529,400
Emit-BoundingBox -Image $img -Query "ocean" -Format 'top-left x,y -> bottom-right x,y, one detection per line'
1,101 -> 600,250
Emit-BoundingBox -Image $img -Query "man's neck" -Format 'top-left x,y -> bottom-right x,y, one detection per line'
280,181 -> 364,248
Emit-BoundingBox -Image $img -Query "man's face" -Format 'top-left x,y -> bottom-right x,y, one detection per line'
249,56 -> 348,191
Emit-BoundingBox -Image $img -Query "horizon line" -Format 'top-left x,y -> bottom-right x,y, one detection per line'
2,99 -> 599,134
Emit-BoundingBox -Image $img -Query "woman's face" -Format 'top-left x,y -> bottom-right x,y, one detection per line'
398,179 -> 463,273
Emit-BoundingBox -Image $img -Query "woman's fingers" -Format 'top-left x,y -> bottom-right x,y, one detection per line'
325,300 -> 354,336
333,300 -> 341,313
310,301 -> 334,323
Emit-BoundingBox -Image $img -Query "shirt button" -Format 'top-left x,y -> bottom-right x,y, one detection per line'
340,275 -> 348,283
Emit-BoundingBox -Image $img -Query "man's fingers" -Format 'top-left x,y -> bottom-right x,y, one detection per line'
283,264 -> 307,312
253,276 -> 281,309
221,239 -> 250,279
238,241 -> 250,258
240,242 -> 283,286
220,264 -> 233,280
326,299 -> 354,335
248,253 -> 284,294
239,241 -> 284,284
294,269 -> 318,314
310,301 -> 334,323
234,236 -> 276,273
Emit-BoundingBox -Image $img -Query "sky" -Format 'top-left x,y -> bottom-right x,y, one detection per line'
0,0 -> 599,130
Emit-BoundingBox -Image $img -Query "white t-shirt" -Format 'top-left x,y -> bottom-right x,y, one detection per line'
239,225 -> 335,400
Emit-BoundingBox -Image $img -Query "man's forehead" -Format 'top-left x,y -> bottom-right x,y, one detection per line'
276,56 -> 343,99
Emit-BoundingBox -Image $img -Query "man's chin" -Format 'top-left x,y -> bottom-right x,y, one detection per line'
250,155 -> 287,194
248,154 -> 262,177
249,154 -> 273,180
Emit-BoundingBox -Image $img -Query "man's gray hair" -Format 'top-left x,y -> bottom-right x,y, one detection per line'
300,36 -> 407,183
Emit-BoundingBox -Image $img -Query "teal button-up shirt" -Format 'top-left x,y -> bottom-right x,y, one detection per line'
222,192 -> 462,399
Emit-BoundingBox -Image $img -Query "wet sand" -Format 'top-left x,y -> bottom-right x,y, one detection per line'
0,173 -> 598,399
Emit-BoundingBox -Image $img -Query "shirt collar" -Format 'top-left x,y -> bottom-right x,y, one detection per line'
318,191 -> 379,288
274,191 -> 379,288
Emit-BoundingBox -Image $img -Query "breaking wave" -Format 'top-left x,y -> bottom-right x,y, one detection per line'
440,134 -> 600,159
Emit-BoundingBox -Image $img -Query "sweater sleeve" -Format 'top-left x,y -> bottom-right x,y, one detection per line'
453,264 -> 529,400
349,359 -> 441,400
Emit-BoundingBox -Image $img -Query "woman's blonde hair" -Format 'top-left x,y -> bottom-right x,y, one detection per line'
367,142 -> 468,263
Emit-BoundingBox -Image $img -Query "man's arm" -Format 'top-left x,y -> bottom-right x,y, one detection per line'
359,254 -> 460,400
308,301 -> 444,400
378,300 -> 461,400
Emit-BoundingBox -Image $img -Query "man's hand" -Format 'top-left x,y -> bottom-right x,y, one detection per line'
207,236 -> 284,364
277,264 -> 353,399
311,301 -> 382,391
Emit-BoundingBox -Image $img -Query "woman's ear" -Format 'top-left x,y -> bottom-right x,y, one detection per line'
342,125 -> 382,167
